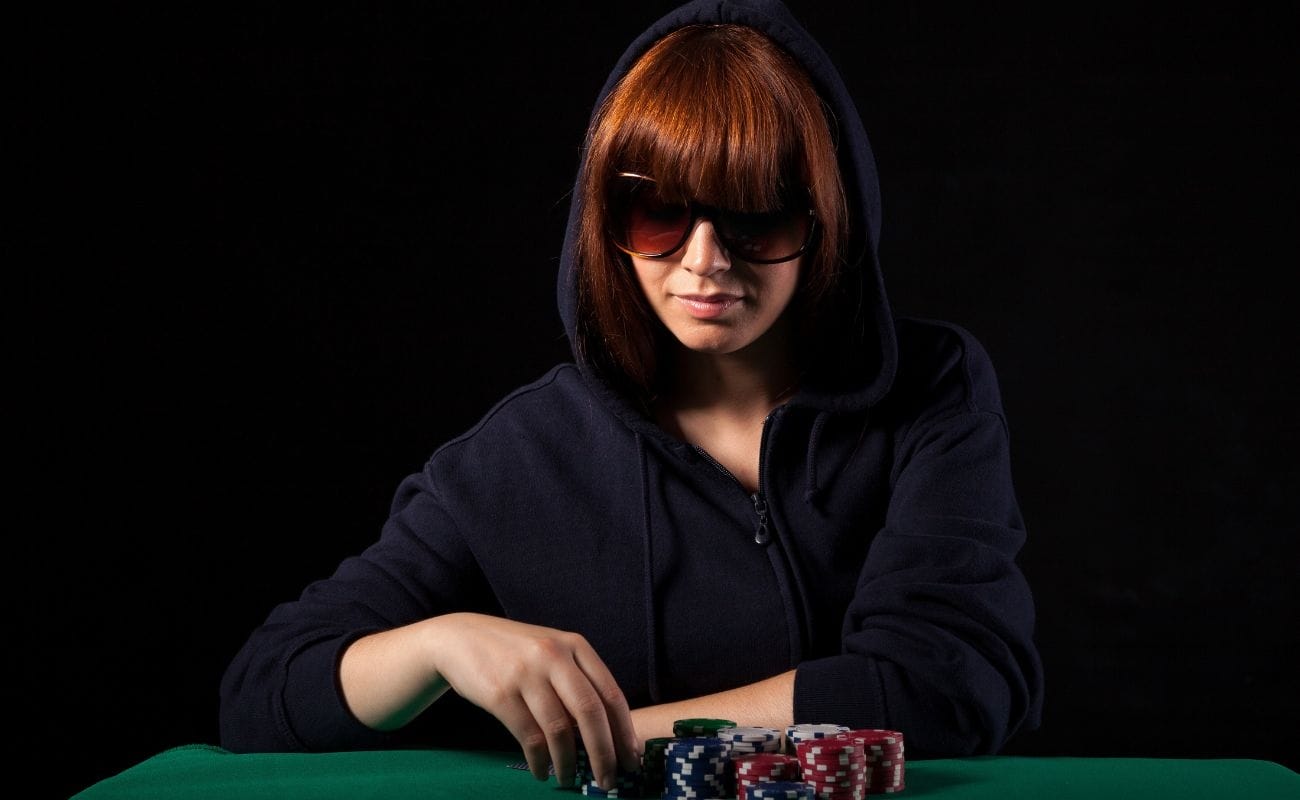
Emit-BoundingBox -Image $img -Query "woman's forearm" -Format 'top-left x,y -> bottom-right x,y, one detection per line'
338,617 -> 452,731
629,669 -> 796,742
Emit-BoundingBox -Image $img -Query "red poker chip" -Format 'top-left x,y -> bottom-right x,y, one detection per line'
804,759 -> 863,770
834,731 -> 903,747
798,745 -> 857,759
738,759 -> 795,770
803,756 -> 866,765
802,750 -> 865,760
805,769 -> 866,779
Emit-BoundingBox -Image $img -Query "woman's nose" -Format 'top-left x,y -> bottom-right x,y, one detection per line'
678,218 -> 732,276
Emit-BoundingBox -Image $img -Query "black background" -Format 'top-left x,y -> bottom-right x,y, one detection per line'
15,3 -> 1297,798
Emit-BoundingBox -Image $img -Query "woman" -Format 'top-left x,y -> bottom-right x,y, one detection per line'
219,0 -> 1044,792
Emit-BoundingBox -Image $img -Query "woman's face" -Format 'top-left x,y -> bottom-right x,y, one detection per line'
630,217 -> 801,357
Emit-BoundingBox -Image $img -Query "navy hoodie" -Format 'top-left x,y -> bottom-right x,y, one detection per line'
219,0 -> 1044,759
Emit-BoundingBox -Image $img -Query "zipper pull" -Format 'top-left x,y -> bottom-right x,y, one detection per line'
752,492 -> 771,545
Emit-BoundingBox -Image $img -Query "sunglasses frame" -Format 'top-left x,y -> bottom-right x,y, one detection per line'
606,172 -> 817,264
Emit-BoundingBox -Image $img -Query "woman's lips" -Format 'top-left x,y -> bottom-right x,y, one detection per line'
675,294 -> 742,319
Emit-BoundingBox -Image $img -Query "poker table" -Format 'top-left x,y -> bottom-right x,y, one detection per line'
70,743 -> 1299,799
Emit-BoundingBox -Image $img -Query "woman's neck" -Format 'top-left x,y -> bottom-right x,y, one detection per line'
661,323 -> 800,421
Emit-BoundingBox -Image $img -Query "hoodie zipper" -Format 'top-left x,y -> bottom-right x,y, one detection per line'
691,411 -> 778,546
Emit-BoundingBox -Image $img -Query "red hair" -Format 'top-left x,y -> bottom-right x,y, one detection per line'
575,24 -> 848,395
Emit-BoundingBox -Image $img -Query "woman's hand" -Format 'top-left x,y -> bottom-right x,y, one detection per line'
340,612 -> 641,790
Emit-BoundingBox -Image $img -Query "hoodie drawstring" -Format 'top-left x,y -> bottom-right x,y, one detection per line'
803,410 -> 829,505
636,432 -> 662,704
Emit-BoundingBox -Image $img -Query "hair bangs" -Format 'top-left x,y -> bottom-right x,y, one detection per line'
600,29 -> 809,212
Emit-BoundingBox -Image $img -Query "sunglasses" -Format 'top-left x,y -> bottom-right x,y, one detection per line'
606,172 -> 816,264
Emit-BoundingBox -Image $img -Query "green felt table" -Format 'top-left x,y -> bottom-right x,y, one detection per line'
71,744 -> 1299,799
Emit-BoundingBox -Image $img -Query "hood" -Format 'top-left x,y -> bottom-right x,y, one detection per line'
556,0 -> 897,415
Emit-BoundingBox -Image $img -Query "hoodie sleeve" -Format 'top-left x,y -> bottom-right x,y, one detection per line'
218,461 -> 495,753
794,325 -> 1044,757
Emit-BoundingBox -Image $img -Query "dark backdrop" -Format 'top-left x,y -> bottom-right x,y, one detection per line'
15,4 -> 1296,798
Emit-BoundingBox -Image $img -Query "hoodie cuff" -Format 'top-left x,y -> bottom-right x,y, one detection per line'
794,653 -> 887,729
283,631 -> 392,751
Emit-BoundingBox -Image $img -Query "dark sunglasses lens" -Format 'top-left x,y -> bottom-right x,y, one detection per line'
717,208 -> 810,262
610,178 -> 690,256
610,175 -> 811,262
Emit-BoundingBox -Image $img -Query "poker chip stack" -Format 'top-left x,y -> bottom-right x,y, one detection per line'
734,753 -> 801,800
716,726 -> 782,797
663,736 -> 732,799
642,736 -> 673,796
784,724 -> 850,755
748,782 -> 816,800
717,726 -> 783,757
832,729 -> 906,794
796,739 -> 867,800
559,719 -> 902,799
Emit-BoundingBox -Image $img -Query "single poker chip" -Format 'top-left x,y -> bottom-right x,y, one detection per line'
802,755 -> 865,767
736,757 -> 799,777
668,736 -> 730,749
673,718 -> 739,737
785,723 -> 851,754
667,738 -> 731,761
799,742 -> 858,755
787,723 -> 850,737
803,756 -> 867,768
807,778 -> 868,787
802,756 -> 865,768
804,763 -> 867,774
718,726 -> 783,758
718,726 -> 782,741
580,781 -> 623,797
748,781 -> 816,799
834,729 -> 904,748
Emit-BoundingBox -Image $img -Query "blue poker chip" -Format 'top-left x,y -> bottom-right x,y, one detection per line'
749,781 -> 816,799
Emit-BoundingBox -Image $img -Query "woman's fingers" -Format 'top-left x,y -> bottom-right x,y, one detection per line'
570,636 -> 642,772
434,615 -> 638,790
511,634 -> 635,790
517,681 -> 580,787
548,650 -> 621,788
